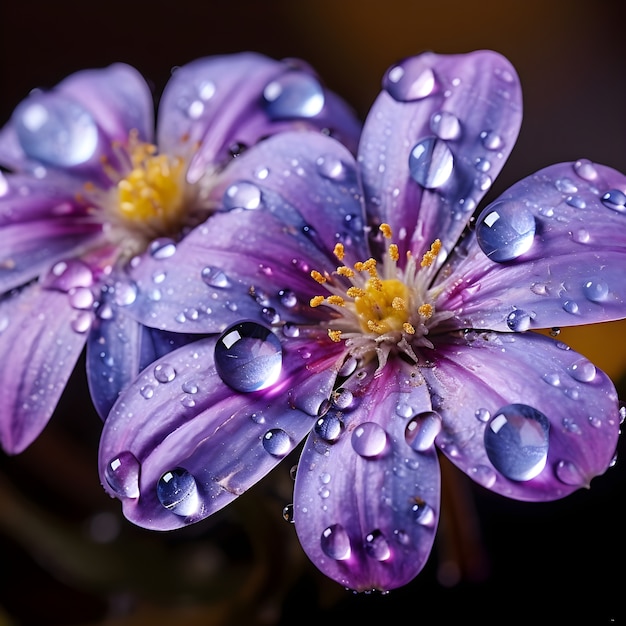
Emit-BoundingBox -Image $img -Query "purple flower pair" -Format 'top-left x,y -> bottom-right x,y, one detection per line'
2,49 -> 625,592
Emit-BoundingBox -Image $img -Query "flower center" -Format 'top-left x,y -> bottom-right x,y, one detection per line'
309,224 -> 449,367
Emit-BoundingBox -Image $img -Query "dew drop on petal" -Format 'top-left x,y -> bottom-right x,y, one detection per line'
408,137 -> 454,189
140,384 -> 155,399
480,130 -> 503,150
405,411 -> 442,452
223,181 -> 262,210
262,428 -> 291,457
321,524 -> 351,560
562,300 -> 579,315
601,189 -> 626,213
316,154 -> 347,181
43,259 -> 94,291
506,308 -> 534,331
383,62 -> 436,101
149,238 -> 176,259
201,266 -> 230,288
215,321 -> 282,392
573,159 -> 598,181
157,468 -> 199,516
314,413 -> 343,442
555,459 -> 585,486
364,530 -> 391,561
154,362 -> 176,383
582,279 -> 609,303
475,408 -> 491,422
263,72 -> 325,119
105,451 -> 140,499
484,404 -> 550,481
412,499 -> 435,526
282,504 -> 295,523
14,94 -> 98,166
567,358 -> 596,383
351,422 -> 388,458
475,200 -> 536,262
430,111 -> 461,140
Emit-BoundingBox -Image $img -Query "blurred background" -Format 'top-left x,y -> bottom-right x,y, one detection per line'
1,1 -> 625,624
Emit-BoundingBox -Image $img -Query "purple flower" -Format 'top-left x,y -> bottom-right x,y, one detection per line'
98,50 -> 625,592
0,53 -> 361,454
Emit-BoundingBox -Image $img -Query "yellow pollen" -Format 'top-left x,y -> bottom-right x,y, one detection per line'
389,244 -> 399,262
328,329 -> 342,342
310,296 -> 325,307
379,223 -> 393,239
337,266 -> 355,278
420,239 -> 442,268
347,286 -> 366,298
326,295 -> 345,306
418,303 -> 434,319
333,243 -> 345,260
392,297 -> 406,311
403,322 -> 416,334
354,277 -> 411,335
311,270 -> 327,284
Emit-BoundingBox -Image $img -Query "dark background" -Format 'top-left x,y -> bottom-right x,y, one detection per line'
1,1 -> 625,624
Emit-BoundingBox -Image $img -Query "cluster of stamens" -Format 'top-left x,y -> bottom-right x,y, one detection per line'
309,224 -> 445,366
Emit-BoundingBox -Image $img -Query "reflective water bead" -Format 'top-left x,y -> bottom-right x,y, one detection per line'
567,358 -> 596,383
601,189 -> 626,213
475,200 -> 536,262
154,362 -> 176,383
278,289 -> 297,308
484,404 -> 550,481
140,384 -> 155,399
364,530 -> 391,561
113,280 -> 138,306
262,428 -> 291,457
43,259 -> 94,292
408,137 -> 454,189
480,130 -> 503,150
332,388 -> 354,410
105,451 -> 140,498
181,380 -> 198,394
351,422 -> 388,458
474,408 -> 491,422
214,321 -> 282,392
405,411 -> 442,452
314,413 -> 343,442
573,159 -> 598,181
555,459 -> 585,486
14,93 -> 99,166
201,266 -> 230,288
383,61 -> 436,102
555,177 -> 577,193
562,300 -> 579,315
149,238 -> 176,259
223,181 -> 262,210
156,468 -> 200,516
282,504 -> 295,523
430,111 -> 461,140
321,524 -> 351,560
411,499 -> 435,526
316,154 -> 347,181
282,322 -> 300,338
69,286 -> 94,310
506,308 -> 534,332
566,195 -> 586,209
263,72 -> 324,119
582,278 -> 609,303
71,311 -> 92,333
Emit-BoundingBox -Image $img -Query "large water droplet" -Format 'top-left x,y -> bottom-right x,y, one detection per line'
430,111 -> 461,140
321,524 -> 351,560
223,181 -> 262,210
582,278 -> 609,303
263,72 -> 324,119
316,154 -> 347,181
506,308 -> 534,331
14,94 -> 98,166
484,404 -> 550,481
154,362 -> 176,383
475,200 -> 536,262
411,499 -> 435,526
43,259 -> 94,292
215,321 -> 282,392
157,467 -> 199,516
351,422 -> 388,458
364,530 -> 391,561
555,459 -> 585,486
201,266 -> 230,288
262,428 -> 291,457
384,61 -> 436,101
408,137 -> 454,189
105,451 -> 140,499
405,411 -> 442,451
567,358 -> 596,383
149,238 -> 176,259
601,189 -> 626,213
315,412 -> 343,442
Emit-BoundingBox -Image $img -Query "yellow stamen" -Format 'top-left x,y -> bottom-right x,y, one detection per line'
311,270 -> 327,284
328,329 -> 342,342
418,303 -> 434,319
389,244 -> 399,262
379,223 -> 393,239
347,286 -> 366,298
392,297 -> 406,311
403,322 -> 416,334
326,295 -> 345,306
310,296 -> 325,307
420,239 -> 442,268
336,266 -> 355,278
333,243 -> 345,260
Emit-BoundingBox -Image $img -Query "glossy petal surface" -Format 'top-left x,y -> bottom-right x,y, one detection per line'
98,331 -> 343,529
360,50 -> 522,266
422,331 -> 619,500
294,358 -> 439,591
437,160 -> 626,331
0,285 -> 87,453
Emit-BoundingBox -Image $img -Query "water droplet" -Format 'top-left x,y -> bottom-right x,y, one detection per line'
542,372 -> 561,387
562,300 -> 579,315
43,259 -> 94,292
572,228 -> 590,244
113,280 -> 137,306
14,94 -> 98,166
337,356 -> 358,378
555,459 -> 585,486
384,62 -> 436,101
475,200 -> 536,262
332,388 -> 354,410
321,524 -> 351,560
314,413 -> 343,442
430,111 -> 461,140
555,177 -> 577,193
140,384 -> 155,399
411,499 -> 435,526
408,137 -> 454,189
157,468 -> 199,516
601,189 -> 626,213
105,451 -> 140,498
282,322 -> 300,338
223,181 -> 262,210
149,238 -> 176,259
567,358 -> 596,383
262,428 -> 291,457
506,308 -> 534,331
405,411 -> 442,451
278,289 -> 297,308
573,159 -> 598,181
263,72 -> 324,119
71,311 -> 92,333
282,503 -> 295,523
215,321 -> 282,392
201,266 -> 230,288
182,381 -> 198,394
351,422 -> 388,458
566,195 -> 586,210
69,286 -> 94,309
475,408 -> 491,422
480,130 -> 503,150
484,404 -> 550,481
364,530 -> 391,561
154,362 -> 176,383
316,154 -> 347,180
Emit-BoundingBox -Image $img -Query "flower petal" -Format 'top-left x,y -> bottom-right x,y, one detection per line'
98,330 -> 342,530
437,160 -> 626,331
123,132 -> 367,332
421,331 -> 620,501
0,284 -> 87,453
157,53 -> 361,184
294,357 -> 440,591
359,50 -> 522,265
